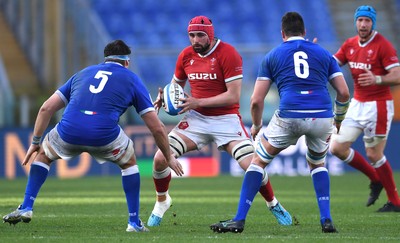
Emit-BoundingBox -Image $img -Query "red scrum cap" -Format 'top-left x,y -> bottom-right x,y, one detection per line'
187,16 -> 214,42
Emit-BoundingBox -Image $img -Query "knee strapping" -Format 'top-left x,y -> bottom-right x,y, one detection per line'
118,140 -> 135,165
232,140 -> 254,163
255,141 -> 275,163
306,150 -> 328,165
42,136 -> 59,161
169,132 -> 187,157
153,167 -> 171,179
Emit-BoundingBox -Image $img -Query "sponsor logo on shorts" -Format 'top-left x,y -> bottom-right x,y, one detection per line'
178,121 -> 189,130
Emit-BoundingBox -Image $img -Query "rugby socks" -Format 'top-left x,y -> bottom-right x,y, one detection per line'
21,162 -> 50,210
153,167 -> 172,199
311,167 -> 332,225
346,149 -> 380,182
234,164 -> 264,221
122,165 -> 140,225
259,180 -> 275,203
374,159 -> 400,206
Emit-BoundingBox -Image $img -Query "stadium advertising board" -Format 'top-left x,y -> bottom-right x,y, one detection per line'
1,123 -> 400,179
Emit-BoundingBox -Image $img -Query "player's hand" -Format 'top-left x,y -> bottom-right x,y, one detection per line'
22,144 -> 40,166
358,68 -> 377,86
250,124 -> 262,140
167,155 -> 184,176
333,121 -> 341,134
153,87 -> 164,114
306,37 -> 318,43
178,92 -> 199,114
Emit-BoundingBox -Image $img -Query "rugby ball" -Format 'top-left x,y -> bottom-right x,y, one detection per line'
163,83 -> 184,116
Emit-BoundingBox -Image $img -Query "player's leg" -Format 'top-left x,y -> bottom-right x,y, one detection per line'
91,129 -> 148,232
211,137 -> 281,233
365,138 -> 400,212
330,126 -> 382,206
307,119 -> 337,233
96,129 -> 147,232
114,140 -> 149,232
308,159 -> 337,233
364,100 -> 400,211
3,130 -> 60,225
148,130 -> 198,226
231,140 -> 292,225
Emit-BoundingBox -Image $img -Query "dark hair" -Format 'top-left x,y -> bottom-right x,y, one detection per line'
281,12 -> 305,37
104,40 -> 131,57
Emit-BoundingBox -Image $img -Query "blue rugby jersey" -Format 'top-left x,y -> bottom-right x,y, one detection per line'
257,37 -> 343,118
56,62 -> 154,146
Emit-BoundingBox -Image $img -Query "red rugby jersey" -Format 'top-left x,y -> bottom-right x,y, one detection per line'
334,31 -> 399,101
174,39 -> 243,116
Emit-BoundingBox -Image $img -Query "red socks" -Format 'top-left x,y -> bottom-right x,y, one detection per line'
375,161 -> 400,206
348,150 -> 380,182
259,180 -> 274,202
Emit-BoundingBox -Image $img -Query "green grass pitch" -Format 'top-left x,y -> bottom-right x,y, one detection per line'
1,173 -> 399,242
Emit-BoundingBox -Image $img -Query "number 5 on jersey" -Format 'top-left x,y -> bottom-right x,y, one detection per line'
90,70 -> 112,93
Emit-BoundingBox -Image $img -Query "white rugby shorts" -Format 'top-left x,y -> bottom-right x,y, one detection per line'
263,111 -> 334,153
172,110 -> 250,150
43,125 -> 133,164
333,98 -> 393,144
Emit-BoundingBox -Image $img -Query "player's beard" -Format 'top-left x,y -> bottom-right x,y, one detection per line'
358,29 -> 373,41
192,42 -> 211,55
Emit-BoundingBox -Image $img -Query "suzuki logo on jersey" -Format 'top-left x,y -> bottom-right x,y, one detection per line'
349,62 -> 371,70
188,73 -> 217,80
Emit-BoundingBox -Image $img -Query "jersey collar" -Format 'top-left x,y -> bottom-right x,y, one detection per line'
198,39 -> 221,58
358,31 -> 377,47
286,36 -> 305,41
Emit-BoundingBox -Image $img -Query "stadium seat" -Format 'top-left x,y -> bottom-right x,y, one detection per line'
90,0 -> 338,92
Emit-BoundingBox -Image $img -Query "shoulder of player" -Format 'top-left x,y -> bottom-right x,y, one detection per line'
374,32 -> 394,45
216,40 -> 239,52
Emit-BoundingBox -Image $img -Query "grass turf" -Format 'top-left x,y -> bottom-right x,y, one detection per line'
1,173 -> 399,242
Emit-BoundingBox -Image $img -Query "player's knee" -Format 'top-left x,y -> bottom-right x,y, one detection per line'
329,140 -> 348,159
153,167 -> 171,179
365,150 -> 383,164
117,140 -> 135,165
329,143 -> 340,157
169,131 -> 187,157
231,140 -> 254,163
42,138 -> 60,161
255,141 -> 275,164
153,150 -> 169,171
306,150 -> 327,165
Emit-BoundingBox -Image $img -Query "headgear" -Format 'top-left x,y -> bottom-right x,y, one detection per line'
354,5 -> 376,30
187,16 -> 214,42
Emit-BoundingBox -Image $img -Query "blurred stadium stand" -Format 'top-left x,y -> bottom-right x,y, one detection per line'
0,0 -> 399,127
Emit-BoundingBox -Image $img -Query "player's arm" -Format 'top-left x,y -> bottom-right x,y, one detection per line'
330,75 -> 350,132
22,93 -> 65,165
358,66 -> 400,86
141,110 -> 184,176
250,79 -> 271,139
32,93 -> 65,140
179,78 -> 241,112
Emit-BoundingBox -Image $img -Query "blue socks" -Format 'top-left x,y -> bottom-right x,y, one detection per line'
234,164 -> 265,221
22,162 -> 50,210
121,165 -> 140,225
311,167 -> 332,224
